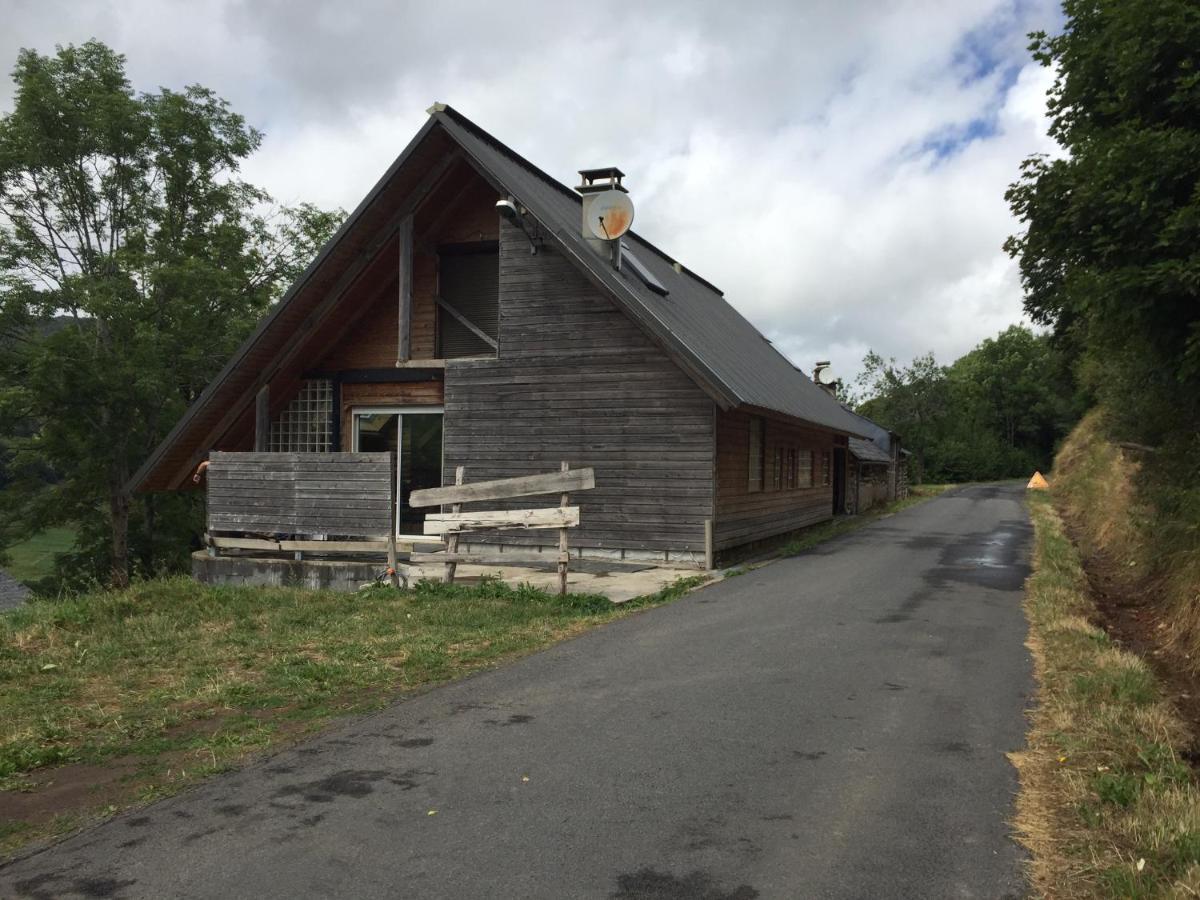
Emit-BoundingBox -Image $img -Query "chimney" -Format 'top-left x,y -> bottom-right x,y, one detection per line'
812,361 -> 839,398
576,167 -> 628,270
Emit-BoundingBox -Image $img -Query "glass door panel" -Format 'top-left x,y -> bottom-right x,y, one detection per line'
352,409 -> 443,535
355,413 -> 399,454
399,414 -> 443,533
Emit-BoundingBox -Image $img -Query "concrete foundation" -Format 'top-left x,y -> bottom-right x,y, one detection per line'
192,550 -> 708,603
456,542 -> 706,570
192,552 -> 402,591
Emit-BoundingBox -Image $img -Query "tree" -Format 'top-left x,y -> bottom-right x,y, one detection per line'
0,42 -> 342,588
853,326 -> 1084,483
854,351 -> 951,482
1004,0 -> 1200,451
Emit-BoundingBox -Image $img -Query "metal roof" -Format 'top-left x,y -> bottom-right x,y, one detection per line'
430,105 -> 867,436
841,406 -> 895,454
849,437 -> 893,464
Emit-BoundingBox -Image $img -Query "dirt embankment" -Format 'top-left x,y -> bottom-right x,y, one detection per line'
1053,410 -> 1200,744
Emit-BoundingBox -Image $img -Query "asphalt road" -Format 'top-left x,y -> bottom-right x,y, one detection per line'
0,483 -> 1033,899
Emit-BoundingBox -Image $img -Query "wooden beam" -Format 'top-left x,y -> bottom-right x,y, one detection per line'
387,448 -> 399,587
410,552 -> 569,566
434,295 -> 498,350
254,386 -> 271,452
558,460 -> 569,596
422,506 -> 581,536
409,467 -> 595,508
444,465 -> 464,584
397,213 -> 413,363
209,536 -> 281,551
279,540 -> 397,552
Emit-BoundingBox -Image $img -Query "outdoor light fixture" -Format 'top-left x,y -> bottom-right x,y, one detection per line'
495,197 -> 540,254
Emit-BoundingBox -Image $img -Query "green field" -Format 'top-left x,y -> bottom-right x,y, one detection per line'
3,527 -> 76,584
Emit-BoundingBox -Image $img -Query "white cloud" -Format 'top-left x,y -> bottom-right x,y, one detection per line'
1,0 -> 1063,378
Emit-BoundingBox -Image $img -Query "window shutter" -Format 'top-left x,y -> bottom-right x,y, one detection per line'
438,247 -> 499,359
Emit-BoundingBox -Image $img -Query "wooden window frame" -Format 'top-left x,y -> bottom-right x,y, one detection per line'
748,416 -> 765,493
798,449 -> 814,489
822,450 -> 832,487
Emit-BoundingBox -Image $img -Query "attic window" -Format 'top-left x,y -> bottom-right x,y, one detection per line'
619,242 -> 669,296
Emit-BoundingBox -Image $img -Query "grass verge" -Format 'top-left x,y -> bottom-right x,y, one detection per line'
1013,492 -> 1200,898
3,527 -> 76,584
0,574 -> 704,855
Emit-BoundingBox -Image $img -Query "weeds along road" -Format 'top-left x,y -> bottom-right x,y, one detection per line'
0,484 -> 1032,900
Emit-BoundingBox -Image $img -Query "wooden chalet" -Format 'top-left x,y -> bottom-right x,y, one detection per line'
130,104 -> 869,574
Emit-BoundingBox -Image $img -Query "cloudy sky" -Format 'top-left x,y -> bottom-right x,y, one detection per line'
2,0 -> 1062,379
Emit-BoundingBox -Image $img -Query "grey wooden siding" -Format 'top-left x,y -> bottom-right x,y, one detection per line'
207,452 -> 393,537
441,219 -> 715,553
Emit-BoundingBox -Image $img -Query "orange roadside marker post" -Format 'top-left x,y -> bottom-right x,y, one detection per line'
1027,471 -> 1050,490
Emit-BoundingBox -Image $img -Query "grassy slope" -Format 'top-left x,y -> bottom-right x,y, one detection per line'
0,575 -> 703,854
1053,411 -> 1200,668
4,527 -> 76,584
1015,422 -> 1200,897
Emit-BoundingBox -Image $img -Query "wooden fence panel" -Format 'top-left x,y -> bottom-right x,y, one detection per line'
207,451 -> 393,537
408,462 -> 592,594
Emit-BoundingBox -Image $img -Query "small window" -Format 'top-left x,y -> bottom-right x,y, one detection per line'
785,448 -> 796,490
748,417 -> 765,492
822,450 -> 832,487
798,449 -> 814,488
772,447 -> 783,491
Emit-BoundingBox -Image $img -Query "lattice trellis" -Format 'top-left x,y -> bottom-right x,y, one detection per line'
269,379 -> 333,453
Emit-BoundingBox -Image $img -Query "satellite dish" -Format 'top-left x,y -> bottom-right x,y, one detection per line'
817,368 -> 837,386
586,190 -> 635,241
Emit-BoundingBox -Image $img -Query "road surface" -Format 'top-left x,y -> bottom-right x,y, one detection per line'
0,483 -> 1032,899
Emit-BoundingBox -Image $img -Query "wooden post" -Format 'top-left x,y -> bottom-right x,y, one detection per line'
397,214 -> 413,364
704,519 -> 714,571
387,450 -> 399,588
558,461 -> 570,596
444,466 -> 465,585
254,385 -> 270,451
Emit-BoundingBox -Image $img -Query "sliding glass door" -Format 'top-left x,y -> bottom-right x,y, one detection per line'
352,408 -> 444,534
